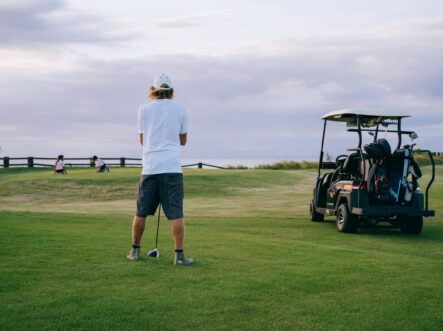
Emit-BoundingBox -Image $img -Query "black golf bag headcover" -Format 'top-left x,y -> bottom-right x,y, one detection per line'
364,138 -> 392,160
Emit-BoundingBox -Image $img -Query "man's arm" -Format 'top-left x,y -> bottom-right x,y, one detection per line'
139,133 -> 143,146
179,133 -> 187,146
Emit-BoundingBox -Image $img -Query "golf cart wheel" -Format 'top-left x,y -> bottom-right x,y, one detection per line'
400,216 -> 423,234
336,203 -> 358,233
310,201 -> 324,222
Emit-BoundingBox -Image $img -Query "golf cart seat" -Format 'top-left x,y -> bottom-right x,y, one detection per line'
339,153 -> 363,179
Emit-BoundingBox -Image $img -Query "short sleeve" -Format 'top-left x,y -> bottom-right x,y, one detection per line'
137,106 -> 143,134
180,109 -> 188,134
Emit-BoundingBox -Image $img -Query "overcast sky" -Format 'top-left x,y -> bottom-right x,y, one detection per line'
1,0 -> 442,164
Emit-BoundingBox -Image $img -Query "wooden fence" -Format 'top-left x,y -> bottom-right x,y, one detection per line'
0,157 -> 226,169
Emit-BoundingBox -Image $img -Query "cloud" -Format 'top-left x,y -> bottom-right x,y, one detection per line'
372,17 -> 443,37
1,17 -> 443,160
0,0 -> 132,47
0,0 -> 64,13
156,11 -> 231,28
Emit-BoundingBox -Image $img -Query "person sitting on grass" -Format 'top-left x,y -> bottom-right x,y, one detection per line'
54,155 -> 67,174
92,155 -> 109,172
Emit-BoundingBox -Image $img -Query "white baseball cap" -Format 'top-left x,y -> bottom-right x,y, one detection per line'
153,74 -> 173,90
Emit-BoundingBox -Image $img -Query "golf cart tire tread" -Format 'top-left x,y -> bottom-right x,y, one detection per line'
336,203 -> 358,233
310,201 -> 324,222
400,216 -> 423,235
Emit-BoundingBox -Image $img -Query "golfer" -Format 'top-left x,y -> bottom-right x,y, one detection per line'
127,74 -> 193,265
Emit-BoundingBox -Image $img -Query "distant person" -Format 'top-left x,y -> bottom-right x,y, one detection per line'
126,74 -> 193,265
92,155 -> 109,172
54,155 -> 67,174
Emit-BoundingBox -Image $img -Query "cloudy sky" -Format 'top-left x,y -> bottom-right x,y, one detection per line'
1,0 -> 442,164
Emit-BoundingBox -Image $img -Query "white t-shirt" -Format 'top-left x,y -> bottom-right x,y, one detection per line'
137,99 -> 188,175
95,158 -> 105,167
55,160 -> 64,170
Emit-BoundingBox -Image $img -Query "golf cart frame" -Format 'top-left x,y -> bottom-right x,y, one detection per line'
310,109 -> 436,234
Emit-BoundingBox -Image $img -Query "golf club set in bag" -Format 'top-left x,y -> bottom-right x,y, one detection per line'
147,204 -> 162,258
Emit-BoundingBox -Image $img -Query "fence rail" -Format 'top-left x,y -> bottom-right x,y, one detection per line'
1,157 -> 226,170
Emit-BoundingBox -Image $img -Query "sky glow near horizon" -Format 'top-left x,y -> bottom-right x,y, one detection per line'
1,0 -> 442,163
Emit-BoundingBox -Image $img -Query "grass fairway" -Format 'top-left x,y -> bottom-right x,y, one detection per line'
1,167 -> 442,330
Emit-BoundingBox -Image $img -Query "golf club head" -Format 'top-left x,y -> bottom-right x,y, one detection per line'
148,248 -> 160,258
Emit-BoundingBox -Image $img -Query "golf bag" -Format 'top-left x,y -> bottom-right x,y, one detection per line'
389,147 -> 422,204
364,139 -> 392,203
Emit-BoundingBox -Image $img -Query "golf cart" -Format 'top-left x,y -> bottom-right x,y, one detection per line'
310,109 -> 436,234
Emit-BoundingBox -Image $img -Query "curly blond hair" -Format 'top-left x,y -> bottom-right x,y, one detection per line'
149,84 -> 174,99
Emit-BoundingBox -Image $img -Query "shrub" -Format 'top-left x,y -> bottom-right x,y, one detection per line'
226,164 -> 249,169
413,152 -> 443,166
255,160 -> 317,170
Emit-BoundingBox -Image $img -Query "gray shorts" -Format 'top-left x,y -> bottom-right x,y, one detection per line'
136,173 -> 184,220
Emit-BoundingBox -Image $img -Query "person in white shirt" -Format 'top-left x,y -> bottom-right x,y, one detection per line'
54,155 -> 67,174
127,74 -> 193,265
92,155 -> 109,172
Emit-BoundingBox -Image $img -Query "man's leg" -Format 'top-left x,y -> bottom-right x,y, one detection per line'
127,215 -> 146,261
172,218 -> 184,250
160,173 -> 193,265
172,218 -> 194,265
132,215 -> 147,246
128,175 -> 158,261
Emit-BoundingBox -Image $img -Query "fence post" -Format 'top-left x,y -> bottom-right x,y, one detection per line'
4,157 -> 9,168
198,162 -> 203,169
120,157 -> 125,167
28,157 -> 34,168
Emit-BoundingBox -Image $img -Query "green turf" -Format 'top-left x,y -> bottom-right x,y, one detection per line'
0,167 -> 442,330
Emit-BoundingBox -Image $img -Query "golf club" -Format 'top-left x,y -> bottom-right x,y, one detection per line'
148,203 -> 161,258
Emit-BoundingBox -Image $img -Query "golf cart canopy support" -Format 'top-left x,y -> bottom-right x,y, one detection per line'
318,109 -> 409,203
319,109 -> 413,171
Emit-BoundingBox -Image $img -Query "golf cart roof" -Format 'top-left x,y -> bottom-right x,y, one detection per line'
322,109 -> 410,127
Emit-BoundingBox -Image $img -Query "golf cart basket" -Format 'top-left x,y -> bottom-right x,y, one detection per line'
310,109 -> 436,234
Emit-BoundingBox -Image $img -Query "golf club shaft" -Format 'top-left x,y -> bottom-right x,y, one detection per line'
155,203 -> 161,248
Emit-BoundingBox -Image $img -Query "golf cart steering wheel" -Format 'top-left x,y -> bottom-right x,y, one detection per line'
335,154 -> 348,166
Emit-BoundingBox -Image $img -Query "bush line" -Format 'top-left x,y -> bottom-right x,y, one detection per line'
226,155 -> 443,170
